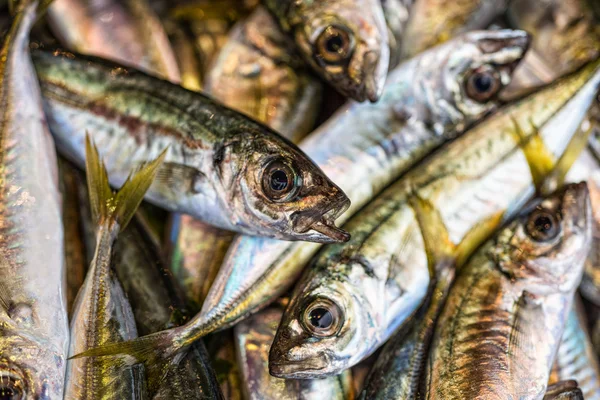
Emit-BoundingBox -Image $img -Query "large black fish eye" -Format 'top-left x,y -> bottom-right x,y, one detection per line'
465,67 -> 501,103
261,159 -> 300,202
302,298 -> 342,337
316,25 -> 355,65
0,376 -> 23,400
526,209 -> 561,242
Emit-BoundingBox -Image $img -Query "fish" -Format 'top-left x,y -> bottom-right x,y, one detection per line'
70,30 -> 530,387
544,381 -> 585,400
269,59 -> 600,378
32,49 -> 351,243
400,0 -> 509,60
0,1 -> 69,398
168,6 -> 323,309
204,6 -> 322,143
503,0 -> 600,99
549,296 -> 600,400
234,303 -> 353,400
425,183 -> 591,399
114,215 -> 224,399
65,136 -> 165,399
58,158 -> 89,316
46,0 -> 180,82
262,0 -> 390,102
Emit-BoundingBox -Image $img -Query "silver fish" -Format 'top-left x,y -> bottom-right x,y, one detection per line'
545,381 -> 585,400
263,0 -> 390,102
0,1 -> 69,398
425,183 -> 591,399
269,59 -> 600,378
65,137 -> 164,399
32,49 -> 350,243
234,304 -> 352,400
70,30 -> 530,388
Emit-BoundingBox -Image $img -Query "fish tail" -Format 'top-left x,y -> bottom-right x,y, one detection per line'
70,328 -> 188,393
85,133 -> 166,232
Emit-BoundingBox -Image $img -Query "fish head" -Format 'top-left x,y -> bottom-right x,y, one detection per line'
0,327 -> 65,399
438,29 -> 530,124
490,182 -> 592,295
291,2 -> 390,102
221,129 -> 350,243
269,276 -> 374,378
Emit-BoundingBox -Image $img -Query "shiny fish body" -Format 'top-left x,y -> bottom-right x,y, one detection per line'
169,30 -> 529,346
234,305 -> 352,400
545,381 -> 585,400
114,216 -> 224,400
400,0 -> 509,59
503,0 -> 600,99
269,59 -> 600,378
32,50 -> 350,243
550,297 -> 600,400
263,0 -> 389,102
0,1 -> 69,398
168,6 -> 321,310
205,7 -> 322,143
47,0 -> 180,82
66,224 -> 143,399
425,183 -> 591,399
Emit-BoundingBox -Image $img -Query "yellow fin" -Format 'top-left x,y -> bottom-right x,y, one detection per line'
84,134 -> 166,232
408,193 -> 455,277
510,118 -> 556,192
455,211 -> 506,270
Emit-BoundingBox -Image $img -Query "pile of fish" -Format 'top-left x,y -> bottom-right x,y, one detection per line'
1,0 -> 600,398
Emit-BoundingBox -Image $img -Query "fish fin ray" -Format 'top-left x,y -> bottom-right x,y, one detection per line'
85,133 -> 166,231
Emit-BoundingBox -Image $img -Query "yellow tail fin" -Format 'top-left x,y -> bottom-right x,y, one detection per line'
84,134 -> 166,232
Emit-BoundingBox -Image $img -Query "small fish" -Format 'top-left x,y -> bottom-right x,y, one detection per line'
234,304 -> 353,400
114,215 -> 224,400
425,183 -> 591,399
269,59 -> 600,378
503,0 -> 600,99
32,49 -> 350,243
46,0 -> 180,82
550,297 -> 600,400
0,1 -> 69,397
400,0 -> 509,59
263,0 -> 390,102
65,136 -> 165,399
69,30 -> 529,388
205,7 -> 322,143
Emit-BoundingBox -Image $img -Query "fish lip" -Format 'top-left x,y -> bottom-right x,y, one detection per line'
362,50 -> 384,102
269,356 -> 329,378
290,196 -> 351,243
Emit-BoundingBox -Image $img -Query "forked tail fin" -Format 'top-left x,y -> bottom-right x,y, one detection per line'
85,133 -> 166,232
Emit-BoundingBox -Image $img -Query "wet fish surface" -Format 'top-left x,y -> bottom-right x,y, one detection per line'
425,183 -> 591,399
68,29 -> 530,388
32,49 -> 351,243
0,1 -> 69,397
263,0 -> 390,102
269,58 -> 600,378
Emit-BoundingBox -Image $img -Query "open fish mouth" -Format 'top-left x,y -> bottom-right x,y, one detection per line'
291,197 -> 351,243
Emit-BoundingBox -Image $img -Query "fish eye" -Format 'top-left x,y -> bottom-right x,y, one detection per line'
526,209 -> 561,242
0,376 -> 23,400
302,298 -> 342,337
261,159 -> 300,202
465,67 -> 501,102
316,25 -> 354,65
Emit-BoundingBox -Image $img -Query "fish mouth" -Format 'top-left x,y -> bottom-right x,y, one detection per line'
291,197 -> 351,243
362,50 -> 384,103
269,355 -> 329,378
